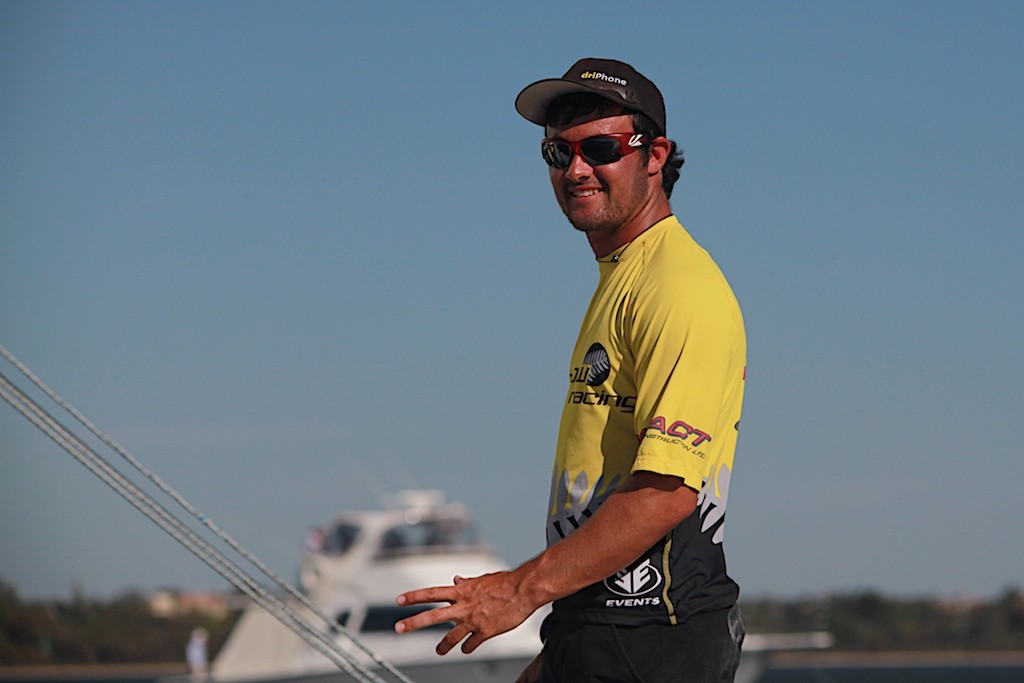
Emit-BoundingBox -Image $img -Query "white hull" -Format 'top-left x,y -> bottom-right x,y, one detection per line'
207,593 -> 546,683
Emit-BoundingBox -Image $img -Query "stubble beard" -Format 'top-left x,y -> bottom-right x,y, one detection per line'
560,170 -> 649,237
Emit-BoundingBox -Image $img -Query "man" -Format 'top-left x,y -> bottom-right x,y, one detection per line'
396,58 -> 747,682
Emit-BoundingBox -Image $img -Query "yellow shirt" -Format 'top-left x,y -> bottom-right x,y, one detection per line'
548,215 -> 746,624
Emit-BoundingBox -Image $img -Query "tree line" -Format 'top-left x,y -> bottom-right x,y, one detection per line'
742,587 -> 1024,651
1,578 -> 1022,666
0,579 -> 237,666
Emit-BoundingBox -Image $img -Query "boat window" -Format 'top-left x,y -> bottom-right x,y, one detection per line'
377,518 -> 481,558
322,524 -> 360,554
335,611 -> 350,627
361,605 -> 452,632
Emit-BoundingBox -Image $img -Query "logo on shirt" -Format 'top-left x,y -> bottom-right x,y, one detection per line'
641,415 -> 712,448
576,342 -> 610,386
604,558 -> 662,597
567,342 -> 636,413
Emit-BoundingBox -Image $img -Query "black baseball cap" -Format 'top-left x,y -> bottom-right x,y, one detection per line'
515,58 -> 666,136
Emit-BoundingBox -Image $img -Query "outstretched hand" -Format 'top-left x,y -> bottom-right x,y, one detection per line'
394,570 -> 537,655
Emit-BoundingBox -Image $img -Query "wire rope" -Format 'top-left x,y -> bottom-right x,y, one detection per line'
0,345 -> 415,683
0,344 -> 411,683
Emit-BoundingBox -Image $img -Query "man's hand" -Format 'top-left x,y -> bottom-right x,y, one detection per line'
394,472 -> 695,657
394,570 -> 537,655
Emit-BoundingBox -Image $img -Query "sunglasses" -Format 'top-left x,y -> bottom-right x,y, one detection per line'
541,132 -> 650,169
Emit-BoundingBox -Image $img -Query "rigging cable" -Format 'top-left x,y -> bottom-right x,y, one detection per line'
0,343 -> 411,682
0,344 -> 414,683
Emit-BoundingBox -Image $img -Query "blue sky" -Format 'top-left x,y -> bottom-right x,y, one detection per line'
2,2 -> 1021,601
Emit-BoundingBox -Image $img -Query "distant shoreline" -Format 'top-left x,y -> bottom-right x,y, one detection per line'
770,649 -> 1024,667
0,663 -> 185,680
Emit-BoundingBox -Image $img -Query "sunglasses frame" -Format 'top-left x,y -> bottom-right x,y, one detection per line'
541,132 -> 651,170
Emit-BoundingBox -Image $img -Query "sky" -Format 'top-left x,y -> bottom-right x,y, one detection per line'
1,2 -> 1021,603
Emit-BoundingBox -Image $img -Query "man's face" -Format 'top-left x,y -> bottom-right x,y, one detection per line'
545,112 -> 652,241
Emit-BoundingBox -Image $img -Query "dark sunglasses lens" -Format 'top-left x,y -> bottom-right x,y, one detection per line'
580,138 -> 623,166
542,141 -> 572,168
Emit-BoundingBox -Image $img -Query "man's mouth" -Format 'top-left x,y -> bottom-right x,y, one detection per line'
570,187 -> 602,198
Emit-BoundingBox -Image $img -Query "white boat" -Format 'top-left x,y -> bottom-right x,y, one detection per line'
205,490 -> 827,683
209,490 -> 546,682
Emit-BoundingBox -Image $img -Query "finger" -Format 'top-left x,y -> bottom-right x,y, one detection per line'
461,630 -> 489,654
394,604 -> 461,634
436,624 -> 472,655
396,585 -> 458,607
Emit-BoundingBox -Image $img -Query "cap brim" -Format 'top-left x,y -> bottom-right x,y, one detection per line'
515,78 -> 626,127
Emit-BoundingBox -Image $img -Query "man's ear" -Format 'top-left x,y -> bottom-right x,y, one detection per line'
647,137 -> 671,176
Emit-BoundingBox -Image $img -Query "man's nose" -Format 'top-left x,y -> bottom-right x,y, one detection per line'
565,152 -> 594,181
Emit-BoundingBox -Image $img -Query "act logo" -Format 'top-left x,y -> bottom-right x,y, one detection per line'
604,558 -> 662,597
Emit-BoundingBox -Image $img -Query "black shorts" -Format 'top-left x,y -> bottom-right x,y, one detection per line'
541,605 -> 745,683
